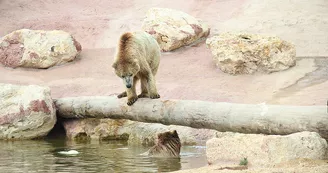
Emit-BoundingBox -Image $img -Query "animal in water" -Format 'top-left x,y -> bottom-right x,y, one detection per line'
112,31 -> 161,106
141,130 -> 181,158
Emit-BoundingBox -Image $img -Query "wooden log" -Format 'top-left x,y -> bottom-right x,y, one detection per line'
54,96 -> 328,139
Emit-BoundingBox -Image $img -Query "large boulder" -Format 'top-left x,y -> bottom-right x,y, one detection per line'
62,118 -> 218,145
206,131 -> 328,168
0,29 -> 82,69
142,8 -> 210,52
174,158 -> 328,173
0,83 -> 57,139
206,32 -> 296,75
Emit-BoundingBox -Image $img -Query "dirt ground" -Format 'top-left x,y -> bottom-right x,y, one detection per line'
1,0 -> 328,106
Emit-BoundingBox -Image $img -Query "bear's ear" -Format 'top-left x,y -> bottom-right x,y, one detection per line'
172,130 -> 178,135
136,63 -> 140,71
132,59 -> 140,71
112,62 -> 117,69
132,59 -> 138,65
157,133 -> 162,138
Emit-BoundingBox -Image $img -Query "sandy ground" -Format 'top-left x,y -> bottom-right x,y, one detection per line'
1,0 -> 328,106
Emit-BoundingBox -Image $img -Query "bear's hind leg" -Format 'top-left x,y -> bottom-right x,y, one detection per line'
138,78 -> 149,98
147,74 -> 160,99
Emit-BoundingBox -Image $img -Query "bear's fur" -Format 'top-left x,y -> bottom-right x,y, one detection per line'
112,31 -> 161,106
142,130 -> 181,158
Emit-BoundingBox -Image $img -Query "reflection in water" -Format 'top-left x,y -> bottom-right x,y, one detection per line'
0,138 -> 207,173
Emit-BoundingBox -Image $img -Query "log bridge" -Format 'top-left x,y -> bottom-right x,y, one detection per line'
54,96 -> 328,139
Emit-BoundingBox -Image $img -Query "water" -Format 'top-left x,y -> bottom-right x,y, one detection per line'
0,138 -> 207,173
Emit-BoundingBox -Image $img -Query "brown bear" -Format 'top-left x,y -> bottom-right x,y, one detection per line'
141,130 -> 181,158
112,31 -> 161,106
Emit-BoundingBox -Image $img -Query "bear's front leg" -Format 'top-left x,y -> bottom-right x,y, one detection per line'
126,76 -> 139,106
117,91 -> 127,98
147,74 -> 160,99
126,88 -> 138,106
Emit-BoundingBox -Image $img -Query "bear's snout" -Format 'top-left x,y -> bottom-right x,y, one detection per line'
126,84 -> 132,88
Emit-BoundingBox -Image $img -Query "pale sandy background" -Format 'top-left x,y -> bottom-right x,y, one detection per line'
1,0 -> 328,105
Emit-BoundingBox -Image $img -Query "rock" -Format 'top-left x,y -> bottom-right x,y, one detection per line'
62,118 -> 218,145
142,8 -> 210,52
174,158 -> 328,173
0,83 -> 57,139
63,119 -> 130,141
0,29 -> 82,69
206,32 -> 296,75
206,131 -> 328,168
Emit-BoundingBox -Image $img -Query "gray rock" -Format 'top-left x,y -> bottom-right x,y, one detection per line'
142,8 -> 210,52
206,32 -> 296,75
0,29 -> 82,69
62,118 -> 219,145
206,131 -> 328,167
0,83 -> 57,139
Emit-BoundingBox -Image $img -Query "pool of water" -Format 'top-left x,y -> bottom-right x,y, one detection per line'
0,138 -> 207,173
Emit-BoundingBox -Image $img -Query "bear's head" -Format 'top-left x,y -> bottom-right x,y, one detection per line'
157,130 -> 180,146
112,59 -> 140,88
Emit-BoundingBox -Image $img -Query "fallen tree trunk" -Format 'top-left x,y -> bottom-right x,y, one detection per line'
54,96 -> 328,139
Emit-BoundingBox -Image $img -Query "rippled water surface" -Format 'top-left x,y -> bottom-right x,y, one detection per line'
0,138 -> 207,173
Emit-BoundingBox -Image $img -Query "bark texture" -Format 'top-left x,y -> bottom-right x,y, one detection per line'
54,96 -> 328,139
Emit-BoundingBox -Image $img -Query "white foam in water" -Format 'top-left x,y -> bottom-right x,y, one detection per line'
117,148 -> 129,150
106,148 -> 129,150
57,150 -> 79,155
